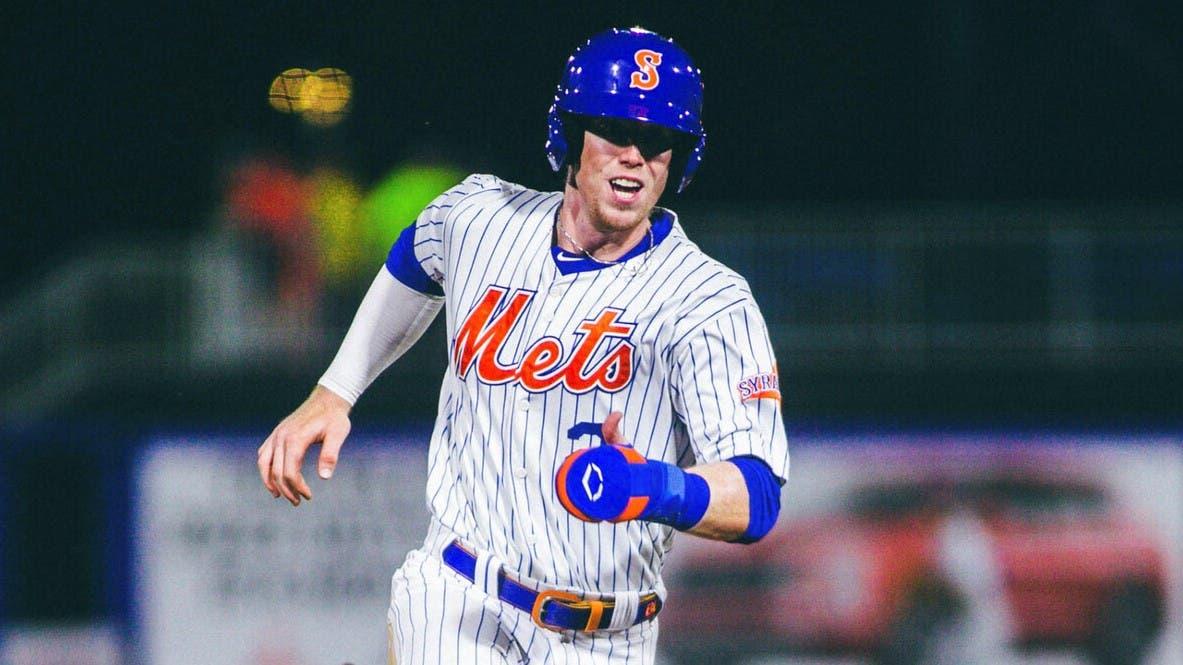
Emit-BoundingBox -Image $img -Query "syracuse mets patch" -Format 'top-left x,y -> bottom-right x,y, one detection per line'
737,369 -> 780,403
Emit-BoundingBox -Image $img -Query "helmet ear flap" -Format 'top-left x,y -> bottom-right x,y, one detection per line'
677,132 -> 706,193
561,113 -> 586,173
666,132 -> 699,194
546,103 -> 568,172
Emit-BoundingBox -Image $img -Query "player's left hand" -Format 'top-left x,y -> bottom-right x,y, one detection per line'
556,443 -> 645,522
556,411 -> 653,522
557,411 -> 717,531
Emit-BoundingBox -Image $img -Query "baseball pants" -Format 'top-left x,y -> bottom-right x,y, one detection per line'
387,548 -> 660,664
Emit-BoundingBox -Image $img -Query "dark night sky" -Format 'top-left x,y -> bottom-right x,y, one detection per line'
5,2 -> 1182,290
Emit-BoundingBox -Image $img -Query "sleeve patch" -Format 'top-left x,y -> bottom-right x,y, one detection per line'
737,368 -> 780,403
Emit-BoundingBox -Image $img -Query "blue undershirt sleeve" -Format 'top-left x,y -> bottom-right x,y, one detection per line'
384,224 -> 444,297
727,455 -> 783,544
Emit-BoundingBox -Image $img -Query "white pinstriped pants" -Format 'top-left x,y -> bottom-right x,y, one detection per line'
387,548 -> 660,664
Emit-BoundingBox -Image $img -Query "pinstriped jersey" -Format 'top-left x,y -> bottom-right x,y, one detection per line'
393,173 -> 789,596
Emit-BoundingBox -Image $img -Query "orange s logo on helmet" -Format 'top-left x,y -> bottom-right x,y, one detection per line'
629,49 -> 663,90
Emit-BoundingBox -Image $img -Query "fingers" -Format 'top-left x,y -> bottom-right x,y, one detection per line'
602,411 -> 627,445
318,418 -> 351,479
260,422 -> 311,506
284,432 -> 314,504
270,431 -> 301,505
260,418 -> 351,506
258,387 -> 354,506
257,435 -> 280,497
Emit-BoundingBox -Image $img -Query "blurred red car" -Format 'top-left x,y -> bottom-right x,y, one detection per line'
661,457 -> 1167,665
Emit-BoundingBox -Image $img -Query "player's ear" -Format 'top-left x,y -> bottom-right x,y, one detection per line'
566,164 -> 579,189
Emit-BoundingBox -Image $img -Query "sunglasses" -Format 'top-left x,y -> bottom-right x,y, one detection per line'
584,117 -> 684,157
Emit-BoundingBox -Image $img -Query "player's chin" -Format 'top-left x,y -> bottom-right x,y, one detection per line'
596,207 -> 649,233
604,195 -> 656,222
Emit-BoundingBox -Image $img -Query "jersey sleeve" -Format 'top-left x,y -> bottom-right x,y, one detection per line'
669,298 -> 790,483
318,268 -> 444,404
384,174 -> 501,296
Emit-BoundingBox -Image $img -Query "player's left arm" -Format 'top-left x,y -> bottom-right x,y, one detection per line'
680,459 -> 774,543
557,295 -> 789,543
557,412 -> 781,543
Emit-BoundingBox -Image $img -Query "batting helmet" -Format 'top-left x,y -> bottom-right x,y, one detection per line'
546,27 -> 706,193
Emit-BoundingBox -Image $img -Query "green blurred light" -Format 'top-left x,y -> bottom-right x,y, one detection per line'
360,164 -> 464,263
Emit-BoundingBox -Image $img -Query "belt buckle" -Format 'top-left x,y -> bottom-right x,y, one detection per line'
531,589 -> 609,633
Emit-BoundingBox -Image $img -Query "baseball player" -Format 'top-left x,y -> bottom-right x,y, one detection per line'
257,27 -> 789,664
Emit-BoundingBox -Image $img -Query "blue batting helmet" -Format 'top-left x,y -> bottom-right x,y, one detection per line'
546,27 -> 706,193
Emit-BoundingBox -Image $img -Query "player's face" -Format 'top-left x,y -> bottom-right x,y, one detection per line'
574,118 -> 676,233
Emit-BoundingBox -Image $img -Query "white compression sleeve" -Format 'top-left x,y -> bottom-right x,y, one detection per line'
318,267 -> 444,405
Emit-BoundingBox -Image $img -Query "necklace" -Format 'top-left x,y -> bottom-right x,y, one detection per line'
558,215 -> 655,267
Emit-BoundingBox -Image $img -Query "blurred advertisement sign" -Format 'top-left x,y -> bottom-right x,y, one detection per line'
133,436 -> 429,665
661,435 -> 1183,665
129,432 -> 1182,665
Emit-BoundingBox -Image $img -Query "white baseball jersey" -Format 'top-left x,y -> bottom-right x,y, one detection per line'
390,173 -> 790,596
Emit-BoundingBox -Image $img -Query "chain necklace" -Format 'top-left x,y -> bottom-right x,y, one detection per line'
557,215 -> 655,267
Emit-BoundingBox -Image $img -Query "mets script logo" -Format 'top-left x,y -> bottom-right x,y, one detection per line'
453,286 -> 636,393
737,368 -> 781,403
629,49 -> 663,90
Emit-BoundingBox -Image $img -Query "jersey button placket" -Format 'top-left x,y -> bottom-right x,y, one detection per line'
539,282 -> 564,323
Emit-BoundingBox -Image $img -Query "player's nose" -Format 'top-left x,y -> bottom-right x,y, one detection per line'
617,143 -> 645,166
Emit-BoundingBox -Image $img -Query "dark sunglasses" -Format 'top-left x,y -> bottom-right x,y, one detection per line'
584,117 -> 684,157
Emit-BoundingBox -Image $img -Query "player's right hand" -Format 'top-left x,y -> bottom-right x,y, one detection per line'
257,385 -> 352,506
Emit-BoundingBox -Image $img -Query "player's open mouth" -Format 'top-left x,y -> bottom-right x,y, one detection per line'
610,177 -> 643,200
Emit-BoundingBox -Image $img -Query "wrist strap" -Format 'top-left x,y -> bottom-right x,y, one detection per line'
635,462 -> 710,531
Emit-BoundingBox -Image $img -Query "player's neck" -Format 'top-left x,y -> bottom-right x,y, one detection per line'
557,189 -> 652,263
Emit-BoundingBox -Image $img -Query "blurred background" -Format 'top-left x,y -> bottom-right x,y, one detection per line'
1,2 -> 1180,664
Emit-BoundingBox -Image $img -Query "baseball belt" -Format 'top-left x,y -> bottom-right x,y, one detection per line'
441,539 -> 662,632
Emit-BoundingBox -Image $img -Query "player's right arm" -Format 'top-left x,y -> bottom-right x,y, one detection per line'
257,175 -> 494,505
257,266 -> 443,506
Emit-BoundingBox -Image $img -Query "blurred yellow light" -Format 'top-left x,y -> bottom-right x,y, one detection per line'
307,167 -> 364,282
268,67 -> 353,126
268,68 -> 313,113
312,68 -> 352,113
